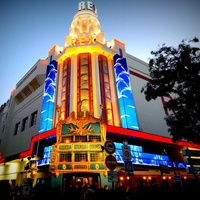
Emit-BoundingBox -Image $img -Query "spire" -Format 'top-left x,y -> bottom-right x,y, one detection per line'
65,1 -> 105,46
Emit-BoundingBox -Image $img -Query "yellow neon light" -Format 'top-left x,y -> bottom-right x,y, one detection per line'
68,35 -> 97,46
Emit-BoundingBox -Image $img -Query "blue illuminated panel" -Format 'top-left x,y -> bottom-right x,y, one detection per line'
113,54 -> 139,130
114,142 -> 186,169
37,146 -> 52,166
39,60 -> 57,133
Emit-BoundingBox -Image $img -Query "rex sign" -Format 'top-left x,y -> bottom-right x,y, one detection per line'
78,1 -> 97,14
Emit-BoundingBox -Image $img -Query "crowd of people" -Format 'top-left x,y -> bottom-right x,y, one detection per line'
0,178 -> 200,200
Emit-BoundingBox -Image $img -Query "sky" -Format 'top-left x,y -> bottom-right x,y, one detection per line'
0,0 -> 200,106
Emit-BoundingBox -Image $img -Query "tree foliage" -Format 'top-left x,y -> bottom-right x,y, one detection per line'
141,37 -> 200,144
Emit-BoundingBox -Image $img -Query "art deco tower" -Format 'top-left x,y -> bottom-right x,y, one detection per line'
39,1 -> 139,134
56,2 -> 120,126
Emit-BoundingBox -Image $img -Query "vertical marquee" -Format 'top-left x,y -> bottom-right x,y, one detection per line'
113,54 -> 139,130
39,60 -> 57,133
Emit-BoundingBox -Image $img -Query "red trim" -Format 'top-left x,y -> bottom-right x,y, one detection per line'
2,124 -> 199,164
19,128 -> 56,159
161,95 -> 176,115
88,53 -> 93,114
77,54 -> 81,113
106,125 -> 200,149
98,55 -> 114,124
0,158 -> 5,163
130,70 -> 150,81
119,48 -> 123,57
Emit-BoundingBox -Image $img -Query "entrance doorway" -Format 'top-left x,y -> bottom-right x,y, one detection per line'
62,172 -> 100,194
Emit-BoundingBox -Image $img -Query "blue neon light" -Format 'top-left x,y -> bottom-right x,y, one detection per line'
113,54 -> 139,130
37,146 -> 52,166
114,142 -> 186,169
39,60 -> 57,133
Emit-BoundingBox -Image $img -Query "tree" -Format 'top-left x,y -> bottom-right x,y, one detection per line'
141,37 -> 200,144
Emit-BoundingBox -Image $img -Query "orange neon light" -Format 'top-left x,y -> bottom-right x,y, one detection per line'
69,35 -> 96,46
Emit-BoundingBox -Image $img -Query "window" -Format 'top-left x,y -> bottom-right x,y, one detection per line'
89,135 -> 101,142
77,53 -> 93,114
14,122 -> 20,135
15,93 -> 24,103
61,135 -> 73,143
60,153 -> 72,162
30,111 -> 37,127
75,152 -> 88,162
29,78 -> 40,91
90,152 -> 104,162
22,86 -> 31,97
98,54 -> 114,125
61,58 -> 71,118
75,135 -> 87,142
22,117 -> 28,131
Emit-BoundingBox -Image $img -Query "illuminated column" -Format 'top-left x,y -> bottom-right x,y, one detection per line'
108,58 -> 121,126
70,54 -> 78,115
92,52 -> 101,118
113,54 -> 139,130
39,60 -> 58,133
55,62 -> 63,123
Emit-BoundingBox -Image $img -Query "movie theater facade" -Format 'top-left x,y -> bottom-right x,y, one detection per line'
0,1 -> 200,192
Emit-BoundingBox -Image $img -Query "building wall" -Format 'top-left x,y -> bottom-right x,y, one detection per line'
127,54 -> 169,137
0,60 -> 48,158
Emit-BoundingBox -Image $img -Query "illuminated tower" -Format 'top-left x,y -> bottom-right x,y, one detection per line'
39,1 -> 139,134
56,2 -> 118,126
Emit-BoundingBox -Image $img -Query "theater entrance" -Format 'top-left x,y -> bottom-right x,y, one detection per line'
62,172 -> 101,194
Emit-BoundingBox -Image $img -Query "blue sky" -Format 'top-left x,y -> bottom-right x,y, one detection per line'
0,0 -> 200,105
